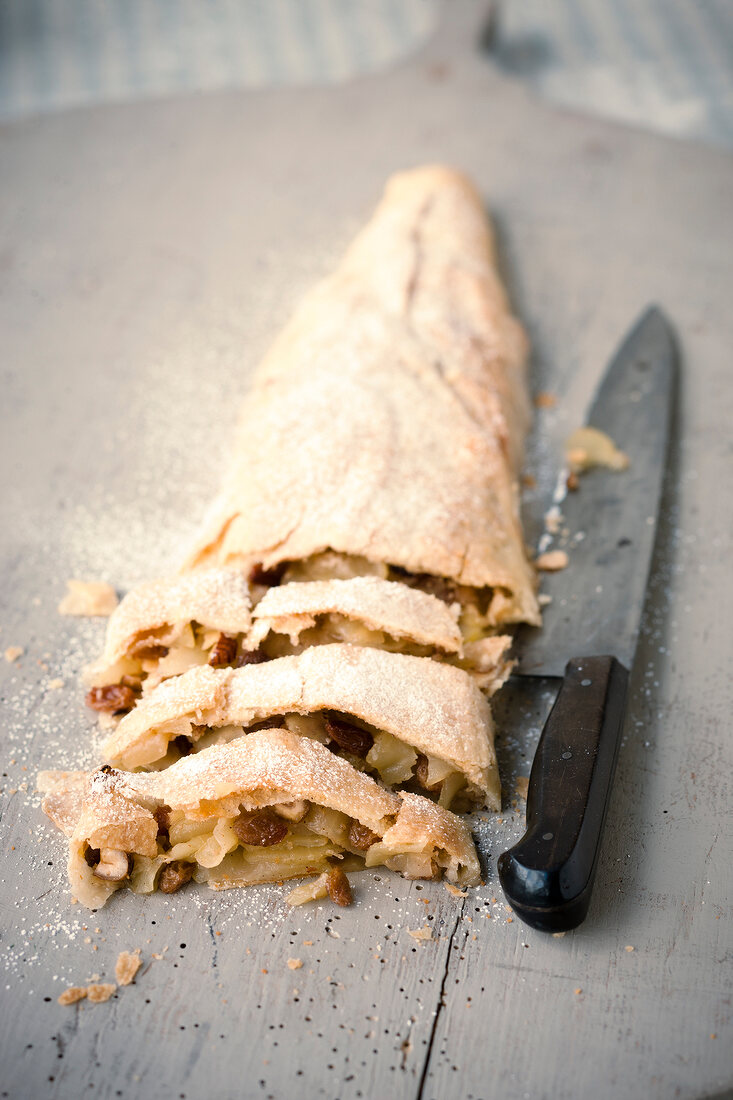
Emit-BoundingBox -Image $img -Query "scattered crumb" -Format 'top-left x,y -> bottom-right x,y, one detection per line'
574,988 -> 582,995
58,986 -> 87,1006
625,945 -> 635,953
544,505 -> 563,535
515,776 -> 529,800
535,391 -> 557,408
86,983 -> 117,1003
536,550 -> 569,572
565,427 -> 629,474
4,646 -> 23,663
444,883 -> 467,898
407,926 -> 433,943
47,678 -> 65,690
566,471 -> 579,492
710,1034 -> 717,1040
521,474 -> 537,489
506,917 -> 514,923
115,950 -> 142,986
538,593 -> 553,607
287,958 -> 303,971
58,579 -> 118,617
552,932 -> 567,939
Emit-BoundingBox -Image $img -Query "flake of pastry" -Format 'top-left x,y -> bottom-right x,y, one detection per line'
4,646 -> 23,663
86,983 -> 117,1003
58,986 -> 87,1006
535,550 -> 569,572
58,580 -> 118,617
115,950 -> 142,985
565,427 -> 630,473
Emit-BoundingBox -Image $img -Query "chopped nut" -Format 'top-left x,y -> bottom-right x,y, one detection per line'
93,849 -> 131,883
233,807 -> 288,847
287,958 -> 303,971
115,951 -> 142,986
407,925 -> 433,942
326,868 -> 353,907
85,684 -> 138,714
4,646 -> 23,663
86,983 -> 116,1003
535,550 -> 569,572
58,580 -> 118,617
158,861 -> 194,894
323,715 -> 373,758
209,633 -> 238,668
348,821 -> 379,851
58,986 -> 87,1006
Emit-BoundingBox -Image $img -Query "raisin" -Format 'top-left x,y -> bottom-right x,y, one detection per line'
133,644 -> 169,660
209,633 -> 238,668
389,567 -> 459,604
326,868 -> 353,907
84,847 -> 101,868
158,861 -> 195,894
154,805 -> 171,836
415,753 -> 441,792
172,735 -> 192,757
248,562 -> 286,587
232,807 -> 289,847
85,684 -> 138,714
236,649 -> 269,667
323,715 -> 373,758
348,821 -> 379,851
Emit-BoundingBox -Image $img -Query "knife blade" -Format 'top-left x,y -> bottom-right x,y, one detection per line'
497,305 -> 678,932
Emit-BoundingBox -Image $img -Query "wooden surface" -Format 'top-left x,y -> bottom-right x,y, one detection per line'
1,6 -> 732,1099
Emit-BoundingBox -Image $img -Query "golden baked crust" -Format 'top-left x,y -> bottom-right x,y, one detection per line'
184,166 -> 539,627
85,568 -> 251,685
248,576 -> 463,653
40,729 -> 481,908
101,643 -> 500,809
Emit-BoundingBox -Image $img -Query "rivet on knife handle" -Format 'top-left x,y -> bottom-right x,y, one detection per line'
497,656 -> 629,933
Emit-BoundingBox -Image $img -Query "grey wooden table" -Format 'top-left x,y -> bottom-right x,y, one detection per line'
1,6 -> 731,1099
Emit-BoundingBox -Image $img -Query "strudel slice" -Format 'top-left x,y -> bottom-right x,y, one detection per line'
38,729 -> 481,909
101,644 -> 500,810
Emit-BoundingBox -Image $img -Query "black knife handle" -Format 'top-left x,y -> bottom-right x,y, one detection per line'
497,656 -> 628,932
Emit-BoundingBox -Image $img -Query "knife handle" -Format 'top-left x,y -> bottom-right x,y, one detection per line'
497,656 -> 628,932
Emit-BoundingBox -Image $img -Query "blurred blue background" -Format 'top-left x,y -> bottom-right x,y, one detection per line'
1,0 -> 731,147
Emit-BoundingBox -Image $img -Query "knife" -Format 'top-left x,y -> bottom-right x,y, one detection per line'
497,305 -> 677,933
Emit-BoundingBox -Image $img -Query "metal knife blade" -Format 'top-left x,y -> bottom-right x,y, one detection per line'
497,306 -> 678,933
517,305 -> 677,677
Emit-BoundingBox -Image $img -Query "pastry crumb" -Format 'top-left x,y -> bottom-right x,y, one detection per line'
574,988 -> 582,995
47,677 -> 65,690
565,427 -> 629,474
552,932 -> 567,939
515,776 -> 529,800
287,958 -> 303,970
536,550 -> 569,572
535,391 -> 557,408
444,883 -> 467,898
4,646 -> 23,663
115,950 -> 142,986
407,925 -> 433,942
86,983 -> 117,1003
624,945 -> 635,953
58,580 -> 118,617
58,986 -> 87,1006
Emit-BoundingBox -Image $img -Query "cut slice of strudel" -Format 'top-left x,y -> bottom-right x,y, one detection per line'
101,644 -> 500,811
39,729 -> 481,909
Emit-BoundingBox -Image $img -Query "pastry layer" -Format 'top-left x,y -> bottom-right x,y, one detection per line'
84,568 -> 252,698
39,729 -> 481,909
101,644 -> 500,810
184,166 -> 540,628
